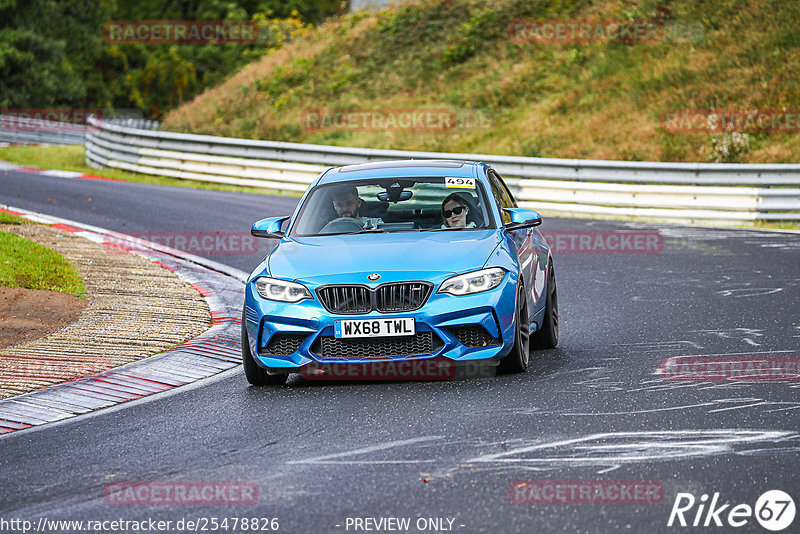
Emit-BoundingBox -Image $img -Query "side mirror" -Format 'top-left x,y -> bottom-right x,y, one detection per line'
503,208 -> 542,230
251,216 -> 290,239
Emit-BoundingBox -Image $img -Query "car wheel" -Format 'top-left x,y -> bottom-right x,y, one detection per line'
241,309 -> 287,386
498,281 -> 530,374
531,260 -> 558,349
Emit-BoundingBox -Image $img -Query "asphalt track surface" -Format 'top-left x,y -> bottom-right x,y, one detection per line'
2,168 -> 800,533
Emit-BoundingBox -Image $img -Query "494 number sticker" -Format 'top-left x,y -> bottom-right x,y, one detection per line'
445,177 -> 475,188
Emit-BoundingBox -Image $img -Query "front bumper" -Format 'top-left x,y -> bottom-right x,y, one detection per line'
243,272 -> 518,371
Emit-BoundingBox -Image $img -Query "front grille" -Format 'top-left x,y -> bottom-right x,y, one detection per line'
376,282 -> 431,312
317,286 -> 371,314
447,325 -> 501,348
265,333 -> 307,355
316,331 -> 438,360
317,282 -> 432,314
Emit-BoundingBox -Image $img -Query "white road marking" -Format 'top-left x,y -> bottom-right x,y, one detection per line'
658,350 -> 794,359
38,169 -> 84,178
468,430 -> 796,467
288,436 -> 443,465
558,402 -> 716,416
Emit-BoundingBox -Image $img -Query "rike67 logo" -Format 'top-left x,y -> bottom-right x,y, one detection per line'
668,490 -> 796,531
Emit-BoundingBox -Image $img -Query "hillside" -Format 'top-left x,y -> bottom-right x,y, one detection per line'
162,0 -> 800,163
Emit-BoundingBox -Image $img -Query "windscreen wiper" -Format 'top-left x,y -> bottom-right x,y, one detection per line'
346,228 -> 386,234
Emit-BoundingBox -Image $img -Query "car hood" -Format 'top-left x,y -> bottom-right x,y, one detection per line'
268,230 -> 501,281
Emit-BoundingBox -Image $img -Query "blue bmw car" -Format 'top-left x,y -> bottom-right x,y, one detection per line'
242,160 -> 558,385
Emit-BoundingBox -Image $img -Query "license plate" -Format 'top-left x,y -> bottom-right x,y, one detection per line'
334,317 -> 415,338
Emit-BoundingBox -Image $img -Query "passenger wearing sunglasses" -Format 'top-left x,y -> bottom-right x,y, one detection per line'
441,192 -> 477,228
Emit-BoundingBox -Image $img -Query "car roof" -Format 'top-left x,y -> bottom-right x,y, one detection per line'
318,159 -> 486,184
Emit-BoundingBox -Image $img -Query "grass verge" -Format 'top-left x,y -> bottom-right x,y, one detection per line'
0,231 -> 86,297
0,211 -> 31,225
163,0 -> 800,164
753,221 -> 800,232
0,145 -> 298,196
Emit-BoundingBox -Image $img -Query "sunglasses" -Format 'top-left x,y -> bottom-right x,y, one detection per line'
442,206 -> 467,218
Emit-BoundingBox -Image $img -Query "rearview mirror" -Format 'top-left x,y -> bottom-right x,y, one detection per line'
251,216 -> 290,239
377,190 -> 413,203
503,208 -> 542,230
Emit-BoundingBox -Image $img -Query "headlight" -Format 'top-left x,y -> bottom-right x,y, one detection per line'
254,277 -> 312,302
438,267 -> 506,296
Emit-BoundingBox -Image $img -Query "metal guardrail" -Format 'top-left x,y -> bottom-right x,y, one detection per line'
85,116 -> 800,223
0,115 -> 158,146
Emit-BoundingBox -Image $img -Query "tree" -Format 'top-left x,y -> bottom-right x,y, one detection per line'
1,0 -> 345,116
0,0 -> 85,108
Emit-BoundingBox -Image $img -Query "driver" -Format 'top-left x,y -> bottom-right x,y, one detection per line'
331,186 -> 383,229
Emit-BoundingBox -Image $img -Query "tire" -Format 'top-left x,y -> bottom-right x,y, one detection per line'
530,260 -> 558,350
498,281 -> 530,374
241,309 -> 287,386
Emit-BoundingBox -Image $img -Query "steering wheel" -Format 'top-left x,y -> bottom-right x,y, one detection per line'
320,217 -> 364,234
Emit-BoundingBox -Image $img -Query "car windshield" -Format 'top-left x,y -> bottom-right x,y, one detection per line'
289,177 -> 494,236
